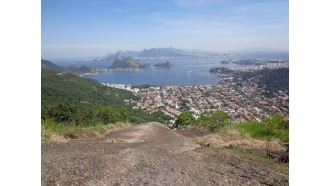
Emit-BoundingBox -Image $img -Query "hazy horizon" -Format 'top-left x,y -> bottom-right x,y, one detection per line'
43,47 -> 289,61
42,0 -> 288,59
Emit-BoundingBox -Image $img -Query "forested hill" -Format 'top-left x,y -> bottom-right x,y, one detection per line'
234,68 -> 289,97
41,60 -> 170,125
41,59 -> 65,71
41,69 -> 136,108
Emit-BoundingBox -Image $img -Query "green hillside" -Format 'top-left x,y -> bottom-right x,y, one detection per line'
41,60 -> 170,126
41,59 -> 65,71
41,69 -> 136,108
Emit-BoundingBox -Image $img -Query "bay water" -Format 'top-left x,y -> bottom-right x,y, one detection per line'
50,58 -> 258,86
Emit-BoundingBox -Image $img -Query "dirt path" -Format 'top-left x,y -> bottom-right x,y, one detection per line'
42,122 -> 288,185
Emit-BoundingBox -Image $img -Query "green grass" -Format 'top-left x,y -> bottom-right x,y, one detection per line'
224,115 -> 289,143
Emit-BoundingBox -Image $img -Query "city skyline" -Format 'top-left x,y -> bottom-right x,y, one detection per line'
42,0 -> 288,59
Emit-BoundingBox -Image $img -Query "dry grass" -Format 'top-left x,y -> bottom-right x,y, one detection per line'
147,158 -> 156,166
46,133 -> 70,143
194,129 -> 286,152
41,122 -> 132,142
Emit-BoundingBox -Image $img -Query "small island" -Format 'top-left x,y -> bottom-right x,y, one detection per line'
67,64 -> 96,73
110,56 -> 140,70
209,67 -> 234,74
153,61 -> 174,68
109,53 -> 174,70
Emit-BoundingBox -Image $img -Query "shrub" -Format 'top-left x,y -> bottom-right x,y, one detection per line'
175,111 -> 195,126
44,103 -> 95,125
197,111 -> 231,131
97,106 -> 128,124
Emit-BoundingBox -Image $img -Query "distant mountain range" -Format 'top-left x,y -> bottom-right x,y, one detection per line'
94,47 -> 187,62
139,47 -> 185,57
92,47 -> 289,62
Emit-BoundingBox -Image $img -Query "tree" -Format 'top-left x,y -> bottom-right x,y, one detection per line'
45,103 -> 95,125
180,100 -> 190,111
46,103 -> 76,123
176,111 -> 195,126
97,107 -> 128,124
198,111 -> 231,132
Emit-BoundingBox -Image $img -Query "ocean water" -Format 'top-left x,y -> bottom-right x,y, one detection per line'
50,58 -> 255,86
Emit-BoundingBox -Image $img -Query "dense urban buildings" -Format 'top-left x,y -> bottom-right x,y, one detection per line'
135,63 -> 289,124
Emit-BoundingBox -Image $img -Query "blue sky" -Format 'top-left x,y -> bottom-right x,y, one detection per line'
42,0 -> 288,59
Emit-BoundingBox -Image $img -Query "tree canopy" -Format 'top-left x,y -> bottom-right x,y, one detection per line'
176,111 -> 195,126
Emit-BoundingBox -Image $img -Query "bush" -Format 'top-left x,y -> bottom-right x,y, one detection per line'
44,103 -> 95,125
97,106 -> 128,124
197,112 -> 231,132
175,111 -> 195,126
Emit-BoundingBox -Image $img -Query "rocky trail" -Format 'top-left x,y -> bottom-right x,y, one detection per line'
42,122 -> 288,185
